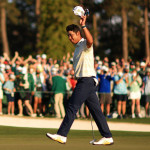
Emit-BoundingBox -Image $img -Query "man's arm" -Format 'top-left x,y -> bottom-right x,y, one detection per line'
80,16 -> 93,48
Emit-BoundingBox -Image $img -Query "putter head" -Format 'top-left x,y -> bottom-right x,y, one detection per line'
89,139 -> 96,144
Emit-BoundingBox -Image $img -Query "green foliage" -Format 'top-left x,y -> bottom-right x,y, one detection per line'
98,0 -> 143,59
6,1 -> 20,24
7,0 -> 36,57
0,0 -> 149,60
37,0 -> 79,59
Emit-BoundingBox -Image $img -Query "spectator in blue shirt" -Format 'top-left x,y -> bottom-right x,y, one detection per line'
3,74 -> 16,115
142,68 -> 150,117
98,66 -> 114,118
0,71 -> 5,115
113,67 -> 128,119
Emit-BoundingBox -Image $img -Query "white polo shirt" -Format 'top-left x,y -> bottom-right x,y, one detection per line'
73,38 -> 96,78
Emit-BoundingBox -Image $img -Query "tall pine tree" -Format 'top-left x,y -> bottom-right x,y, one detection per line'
37,0 -> 78,59
102,0 -> 141,61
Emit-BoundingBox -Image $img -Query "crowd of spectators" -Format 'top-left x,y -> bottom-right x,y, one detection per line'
0,52 -> 150,119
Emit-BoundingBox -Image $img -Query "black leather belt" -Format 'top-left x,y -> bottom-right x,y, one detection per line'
75,76 -> 96,80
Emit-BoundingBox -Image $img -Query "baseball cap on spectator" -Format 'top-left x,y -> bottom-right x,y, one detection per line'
16,66 -> 22,75
51,67 -> 57,75
41,54 -> 47,59
98,61 -> 102,66
36,55 -> 41,59
96,66 -> 101,70
22,67 -> 27,74
16,66 -> 22,71
0,64 -> 5,69
54,64 -> 59,69
111,62 -> 116,66
70,58 -> 73,64
9,74 -> 15,80
96,66 -> 101,74
95,56 -> 100,61
140,62 -> 146,67
0,64 -> 5,72
101,65 -> 109,72
5,65 -> 11,70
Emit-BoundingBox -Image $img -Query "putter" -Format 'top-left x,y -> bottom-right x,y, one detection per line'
89,113 -> 96,144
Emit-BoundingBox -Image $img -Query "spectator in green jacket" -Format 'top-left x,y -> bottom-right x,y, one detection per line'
15,68 -> 34,117
51,69 -> 66,118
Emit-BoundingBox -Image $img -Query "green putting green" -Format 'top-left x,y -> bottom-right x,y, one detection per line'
0,126 -> 150,150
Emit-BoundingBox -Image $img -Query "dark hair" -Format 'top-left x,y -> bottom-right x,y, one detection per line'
66,24 -> 81,33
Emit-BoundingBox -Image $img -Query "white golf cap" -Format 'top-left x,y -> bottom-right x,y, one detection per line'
140,62 -> 146,67
16,66 -> 22,71
10,74 -> 15,80
5,65 -> 11,70
41,54 -> 47,59
98,61 -> 103,65
73,6 -> 85,17
36,55 -> 41,59
102,66 -> 109,72
54,64 -> 59,68
0,64 -> 5,69
95,56 -> 100,61
22,67 -> 27,74
51,67 -> 58,75
111,62 -> 116,66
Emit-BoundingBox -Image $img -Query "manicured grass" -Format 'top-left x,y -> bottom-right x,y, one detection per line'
0,126 -> 150,150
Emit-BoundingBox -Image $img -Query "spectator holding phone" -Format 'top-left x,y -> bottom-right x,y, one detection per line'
128,69 -> 142,118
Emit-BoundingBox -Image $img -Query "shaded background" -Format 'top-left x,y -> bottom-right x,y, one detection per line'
0,0 -> 150,61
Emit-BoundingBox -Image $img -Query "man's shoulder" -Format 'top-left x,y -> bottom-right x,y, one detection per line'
76,38 -> 86,47
52,75 -> 64,80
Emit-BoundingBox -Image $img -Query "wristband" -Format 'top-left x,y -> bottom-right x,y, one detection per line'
82,25 -> 86,29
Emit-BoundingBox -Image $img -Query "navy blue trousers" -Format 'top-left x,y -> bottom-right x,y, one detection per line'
57,77 -> 112,138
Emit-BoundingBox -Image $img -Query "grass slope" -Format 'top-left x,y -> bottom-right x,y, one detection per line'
0,126 -> 150,150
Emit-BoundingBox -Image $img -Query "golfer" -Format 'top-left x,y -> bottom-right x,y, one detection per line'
46,15 -> 114,145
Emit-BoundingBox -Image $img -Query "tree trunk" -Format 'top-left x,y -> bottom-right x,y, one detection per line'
1,3 -> 10,57
93,13 -> 99,48
121,7 -> 128,62
36,0 -> 41,53
144,0 -> 150,61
